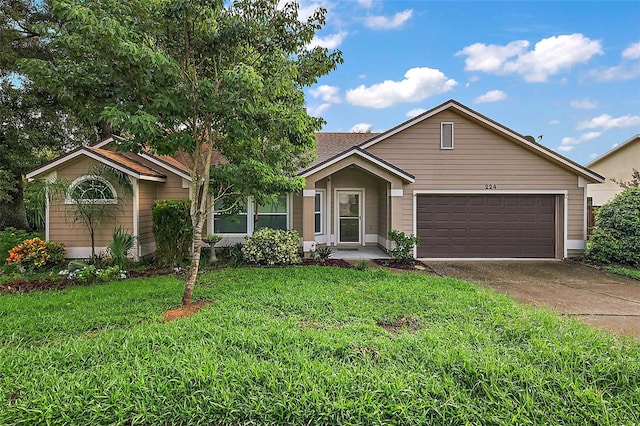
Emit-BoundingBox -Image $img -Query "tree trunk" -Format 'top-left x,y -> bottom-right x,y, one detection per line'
0,174 -> 30,231
182,225 -> 203,305
182,176 -> 209,305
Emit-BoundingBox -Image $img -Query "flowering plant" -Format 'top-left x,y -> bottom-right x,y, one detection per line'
6,238 -> 65,271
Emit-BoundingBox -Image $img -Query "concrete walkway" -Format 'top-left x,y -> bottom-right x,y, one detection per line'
425,260 -> 640,339
332,247 -> 390,260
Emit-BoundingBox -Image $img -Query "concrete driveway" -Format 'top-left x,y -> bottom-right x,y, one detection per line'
425,260 -> 640,339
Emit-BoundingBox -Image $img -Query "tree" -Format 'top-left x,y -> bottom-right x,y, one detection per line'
24,0 -> 342,304
0,0 -> 96,230
585,187 -> 640,267
612,169 -> 640,189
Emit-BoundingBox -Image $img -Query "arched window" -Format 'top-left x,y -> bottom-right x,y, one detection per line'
66,175 -> 118,204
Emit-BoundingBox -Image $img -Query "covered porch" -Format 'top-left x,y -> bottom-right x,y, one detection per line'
295,147 -> 415,257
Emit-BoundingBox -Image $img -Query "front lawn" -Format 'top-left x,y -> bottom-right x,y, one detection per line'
1,267 -> 638,425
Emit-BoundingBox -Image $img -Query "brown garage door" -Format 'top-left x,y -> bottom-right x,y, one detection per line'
416,195 -> 556,258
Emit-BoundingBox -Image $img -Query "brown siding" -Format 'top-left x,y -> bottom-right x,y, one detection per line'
138,181 -> 157,254
292,193 -> 303,235
49,157 -> 134,251
366,110 -> 586,253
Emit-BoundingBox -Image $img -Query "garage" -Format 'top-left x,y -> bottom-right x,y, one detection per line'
416,195 -> 556,258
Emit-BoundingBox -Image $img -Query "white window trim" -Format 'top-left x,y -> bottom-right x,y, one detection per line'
314,190 -> 325,235
211,194 -> 291,236
441,122 -> 454,150
65,175 -> 118,205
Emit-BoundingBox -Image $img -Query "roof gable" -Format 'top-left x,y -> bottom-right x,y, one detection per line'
300,146 -> 415,183
27,146 -> 167,182
359,99 -> 604,183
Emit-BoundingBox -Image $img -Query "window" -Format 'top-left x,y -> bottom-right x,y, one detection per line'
212,194 -> 290,234
441,122 -> 454,149
257,194 -> 289,230
66,176 -> 117,204
314,191 -> 323,234
213,199 -> 248,234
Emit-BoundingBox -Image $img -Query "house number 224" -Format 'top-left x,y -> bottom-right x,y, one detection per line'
485,184 -> 497,190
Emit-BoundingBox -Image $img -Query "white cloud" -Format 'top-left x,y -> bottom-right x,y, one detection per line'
549,119 -> 560,125
622,41 -> 640,60
350,123 -> 372,133
588,63 -> 640,82
346,67 -> 457,108
308,31 -> 348,49
307,103 -> 331,116
474,90 -> 506,103
310,85 -> 341,103
406,108 -> 427,118
357,0 -> 373,8
557,131 -> 602,152
457,34 -> 603,82
570,98 -> 597,109
364,9 -> 413,30
456,40 -> 529,73
577,113 -> 640,130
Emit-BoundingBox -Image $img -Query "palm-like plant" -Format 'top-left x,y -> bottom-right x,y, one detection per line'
107,227 -> 135,267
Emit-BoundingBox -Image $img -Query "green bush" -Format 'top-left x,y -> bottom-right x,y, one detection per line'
1,227 -> 37,266
242,228 -> 301,266
586,187 -> 640,267
152,200 -> 193,266
388,230 -> 420,264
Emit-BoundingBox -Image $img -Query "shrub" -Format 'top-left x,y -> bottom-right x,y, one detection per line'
312,246 -> 333,263
242,228 -> 301,266
106,227 -> 136,267
586,187 -> 640,267
6,238 -> 66,271
152,200 -> 193,266
1,227 -> 37,266
219,243 -> 245,267
388,230 -> 420,264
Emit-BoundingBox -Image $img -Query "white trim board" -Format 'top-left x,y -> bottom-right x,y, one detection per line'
301,148 -> 415,183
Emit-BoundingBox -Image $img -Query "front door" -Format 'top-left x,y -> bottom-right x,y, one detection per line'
337,190 -> 362,244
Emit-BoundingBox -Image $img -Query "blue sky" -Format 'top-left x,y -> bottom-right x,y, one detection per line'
298,0 -> 640,166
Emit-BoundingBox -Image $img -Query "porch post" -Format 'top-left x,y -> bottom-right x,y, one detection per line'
389,184 -> 404,250
302,183 -> 316,257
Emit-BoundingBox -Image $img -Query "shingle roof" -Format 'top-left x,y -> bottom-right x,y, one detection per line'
310,132 -> 379,168
90,148 -> 166,178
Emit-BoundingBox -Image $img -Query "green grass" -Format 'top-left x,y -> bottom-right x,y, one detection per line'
607,266 -> 640,280
1,267 -> 639,425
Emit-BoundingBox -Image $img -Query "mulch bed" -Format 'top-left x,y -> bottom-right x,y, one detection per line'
163,299 -> 213,322
373,259 -> 429,271
1,259 -> 434,295
0,266 -> 176,295
0,277 -> 76,294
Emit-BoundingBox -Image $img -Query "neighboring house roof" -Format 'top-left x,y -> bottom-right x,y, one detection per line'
300,146 -> 415,183
356,99 -> 605,184
26,146 -> 166,182
587,134 -> 639,168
